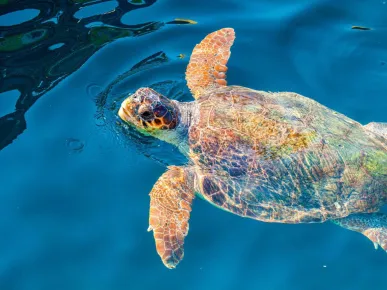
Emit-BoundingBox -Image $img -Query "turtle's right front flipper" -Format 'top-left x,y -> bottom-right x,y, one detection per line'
148,166 -> 195,269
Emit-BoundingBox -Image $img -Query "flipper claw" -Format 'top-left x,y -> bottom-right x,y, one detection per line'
333,213 -> 387,253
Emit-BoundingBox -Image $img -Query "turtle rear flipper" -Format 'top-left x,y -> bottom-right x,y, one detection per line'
364,122 -> 387,139
333,213 -> 387,251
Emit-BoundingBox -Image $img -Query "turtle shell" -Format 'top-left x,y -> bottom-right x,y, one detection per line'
188,86 -> 387,223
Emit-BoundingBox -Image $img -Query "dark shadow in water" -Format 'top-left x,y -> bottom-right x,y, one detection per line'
0,0 -> 194,151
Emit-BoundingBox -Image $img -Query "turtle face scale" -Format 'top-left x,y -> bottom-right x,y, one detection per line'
118,87 -> 179,133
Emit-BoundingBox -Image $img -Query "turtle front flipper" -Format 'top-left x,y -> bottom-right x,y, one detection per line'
148,166 -> 195,269
332,213 -> 387,251
185,28 -> 235,99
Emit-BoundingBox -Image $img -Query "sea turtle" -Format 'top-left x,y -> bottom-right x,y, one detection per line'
118,28 -> 387,269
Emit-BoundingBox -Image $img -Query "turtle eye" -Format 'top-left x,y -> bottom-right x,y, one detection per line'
140,110 -> 153,121
138,104 -> 154,121
132,94 -> 141,102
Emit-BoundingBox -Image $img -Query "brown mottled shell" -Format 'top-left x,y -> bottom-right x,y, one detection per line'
188,86 -> 387,223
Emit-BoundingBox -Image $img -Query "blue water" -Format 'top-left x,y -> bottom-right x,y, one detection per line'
1,0 -> 387,289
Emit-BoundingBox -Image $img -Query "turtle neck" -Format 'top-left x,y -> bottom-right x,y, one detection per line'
152,100 -> 198,157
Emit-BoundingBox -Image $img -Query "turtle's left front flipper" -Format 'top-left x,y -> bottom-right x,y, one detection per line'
332,213 -> 387,251
185,28 -> 235,99
148,166 -> 195,269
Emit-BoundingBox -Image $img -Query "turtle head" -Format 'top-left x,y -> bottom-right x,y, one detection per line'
118,87 -> 179,133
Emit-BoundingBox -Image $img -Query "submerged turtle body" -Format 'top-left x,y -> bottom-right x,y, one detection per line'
190,86 -> 386,223
117,28 -> 387,269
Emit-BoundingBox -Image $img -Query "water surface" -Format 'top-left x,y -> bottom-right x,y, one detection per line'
0,1 -> 386,289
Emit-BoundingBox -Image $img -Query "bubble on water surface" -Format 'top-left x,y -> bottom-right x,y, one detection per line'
87,83 -> 103,98
66,138 -> 85,153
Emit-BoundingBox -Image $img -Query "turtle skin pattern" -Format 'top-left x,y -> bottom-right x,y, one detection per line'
188,86 -> 387,223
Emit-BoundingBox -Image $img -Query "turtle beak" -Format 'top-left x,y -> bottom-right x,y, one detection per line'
118,102 -> 131,123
